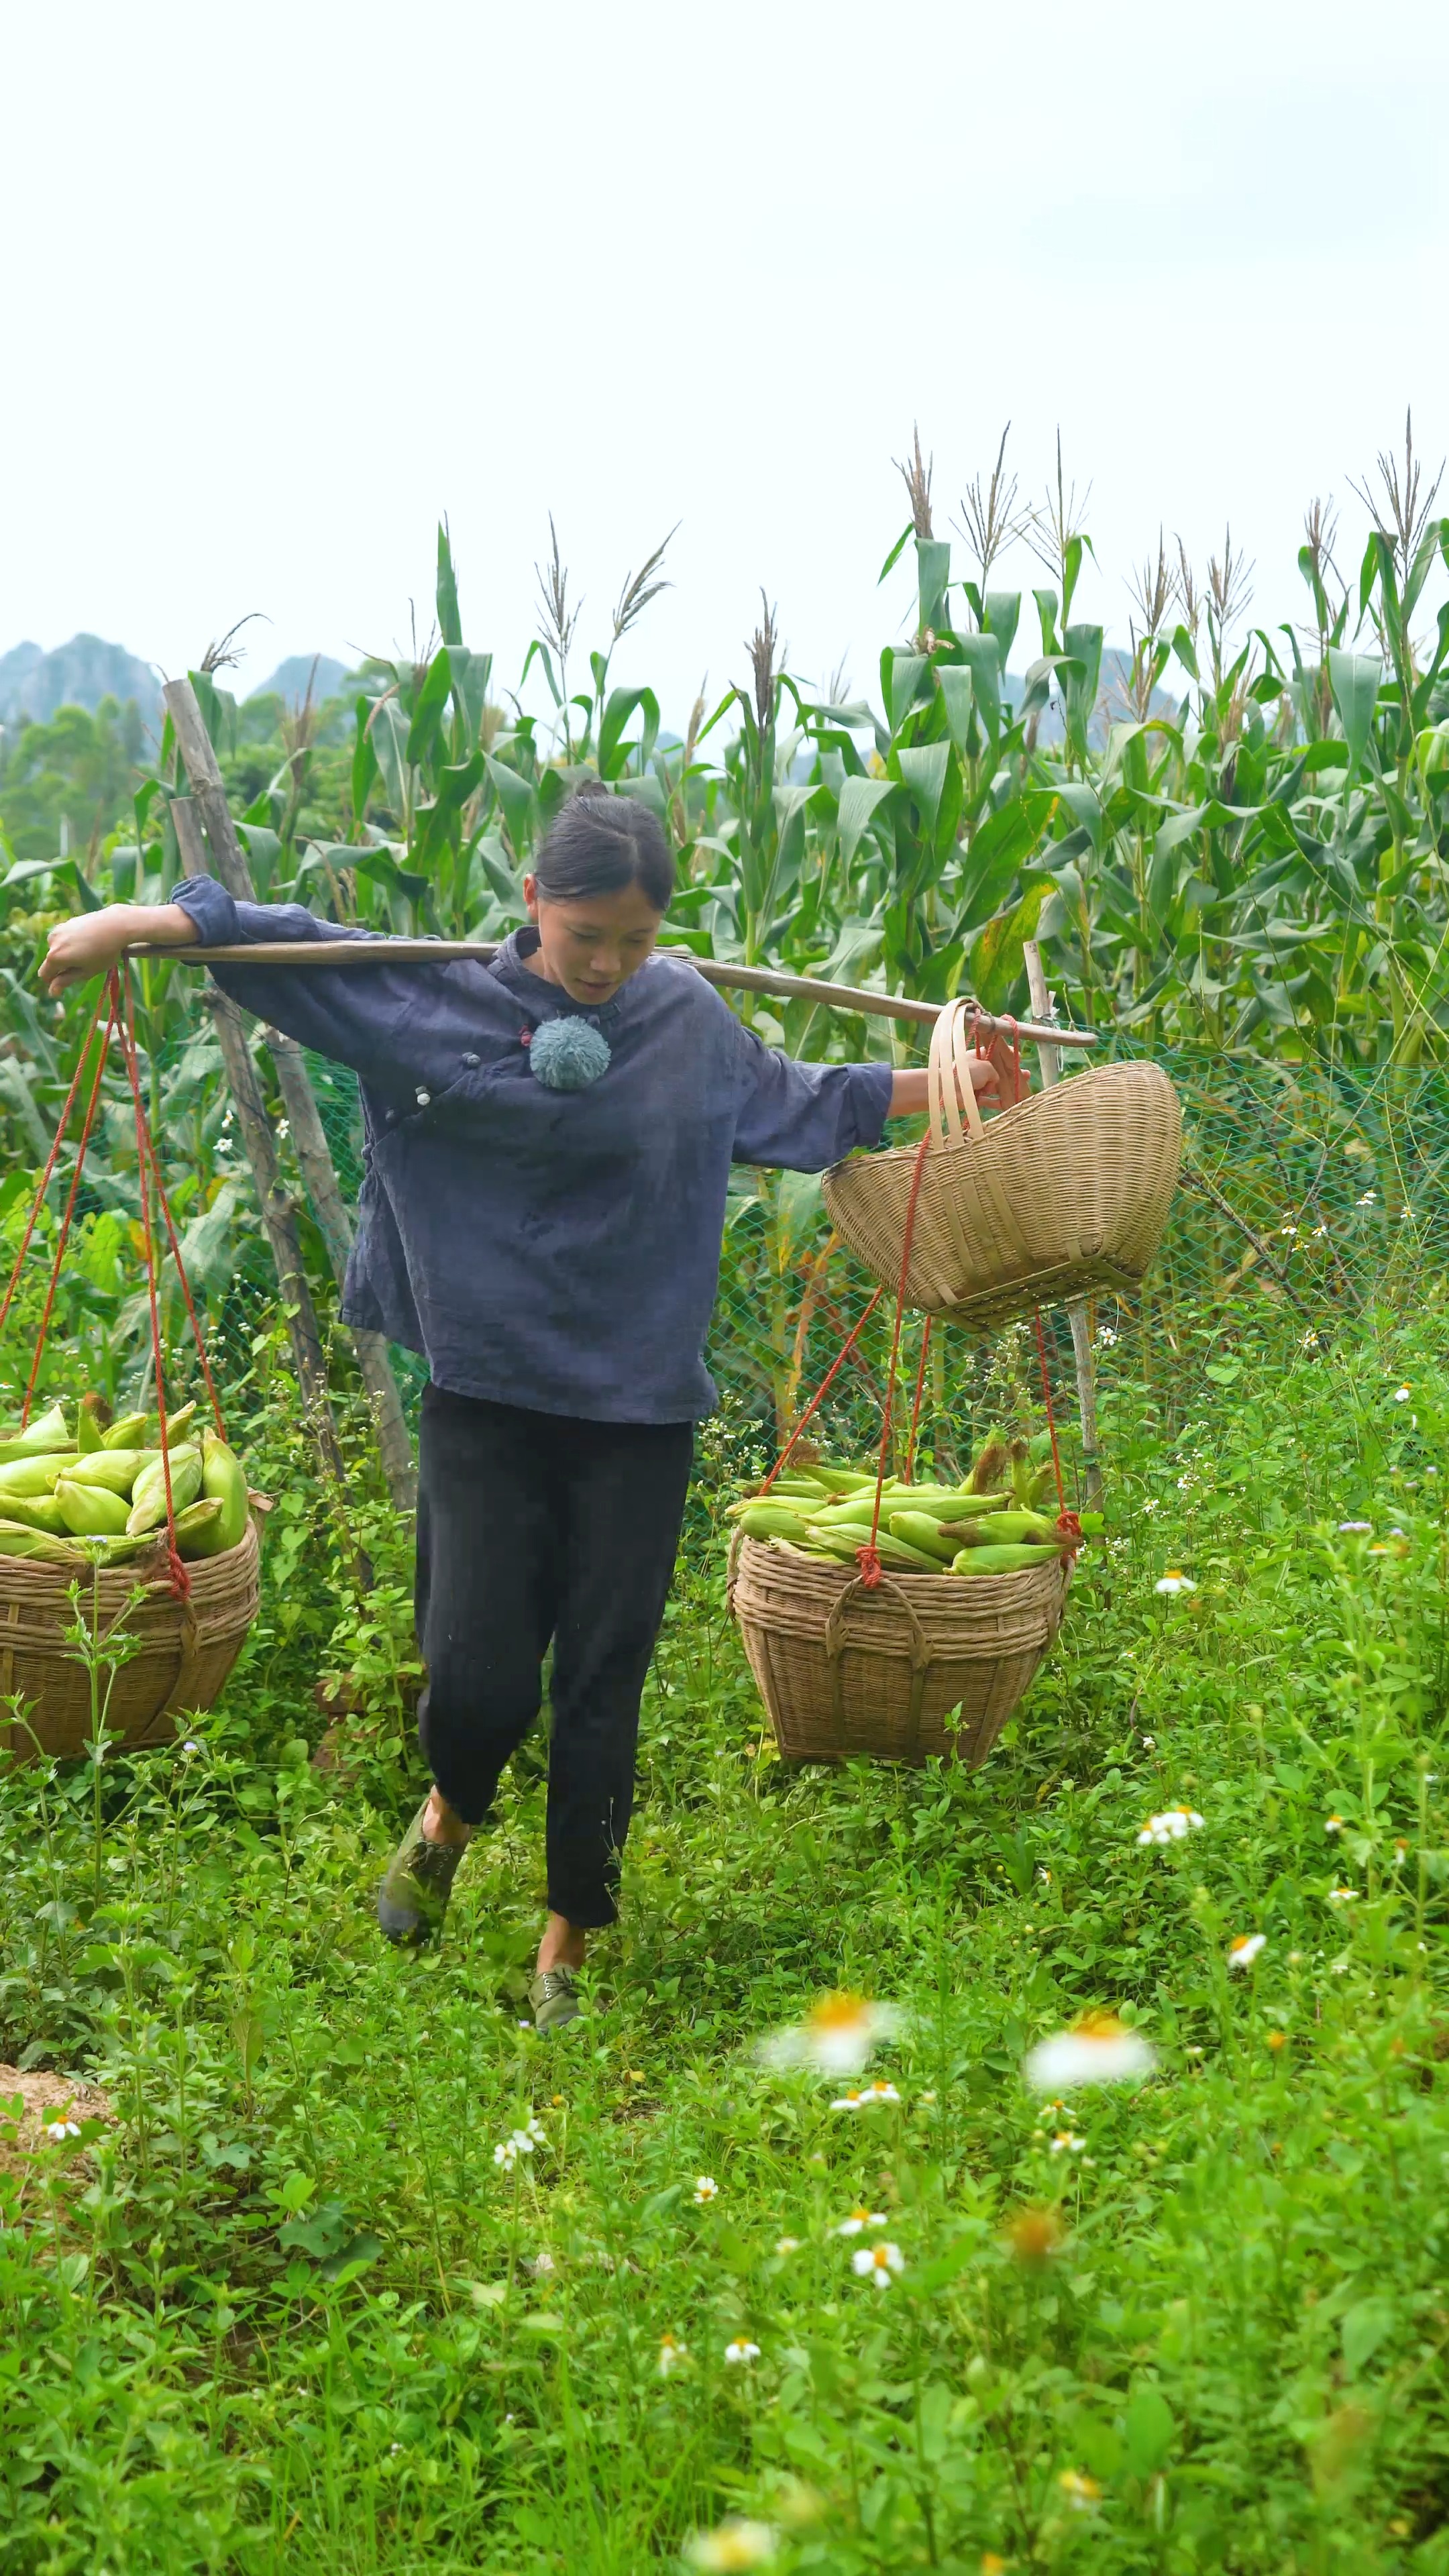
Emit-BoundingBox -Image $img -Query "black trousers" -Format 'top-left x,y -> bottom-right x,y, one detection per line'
414,1387 -> 694,1927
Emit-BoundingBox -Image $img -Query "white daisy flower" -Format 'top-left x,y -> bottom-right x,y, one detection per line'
1024,2012 -> 1157,2090
851,2240 -> 905,2287
1325,1814 -> 1345,1833
657,2331 -> 687,2376
1060,2469 -> 1102,2512
693,2176 -> 719,2204
723,2338 -> 761,2365
1228,1934 -> 1267,1970
493,2139 -> 519,2170
1356,1191 -> 1377,1205
684,2518 -> 779,2569
773,2236 -> 801,2257
1048,2130 -> 1086,2155
1136,1806 -> 1205,1847
757,1990 -> 900,2076
1155,1570 -> 1196,1597
1394,1386 -> 1411,1402
834,2207 -> 887,2237
43,2117 -> 81,2143
1327,1886 -> 1358,1905
829,2078 -> 901,2110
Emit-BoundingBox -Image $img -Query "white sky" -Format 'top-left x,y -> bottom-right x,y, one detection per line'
3,0 -> 1448,729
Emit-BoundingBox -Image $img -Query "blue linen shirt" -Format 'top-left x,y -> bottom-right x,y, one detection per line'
172,877 -> 894,1424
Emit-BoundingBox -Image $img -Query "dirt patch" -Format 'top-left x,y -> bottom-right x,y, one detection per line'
0,2064 -> 115,2167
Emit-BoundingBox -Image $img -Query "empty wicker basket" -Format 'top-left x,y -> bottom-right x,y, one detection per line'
729,1534 -> 1069,1766
822,1000 -> 1181,1330
0,1519 -> 262,1764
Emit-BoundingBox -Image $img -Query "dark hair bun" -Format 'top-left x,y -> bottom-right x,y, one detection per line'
532,788 -> 674,912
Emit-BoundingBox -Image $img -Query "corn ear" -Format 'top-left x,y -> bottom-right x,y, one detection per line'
200,1435 -> 250,1551
126,1446 -> 202,1536
0,1492 -> 68,1536
887,1511 -> 961,1564
0,1403 -> 70,1464
174,1497 -> 226,1560
102,1411 -> 149,1451
0,1454 -> 71,1498
0,1519 -> 84,1564
56,1479 -> 131,1538
966,1433 -> 1009,1494
951,1542 -> 1065,1576
737,1502 -> 816,1542
64,1451 -> 144,1497
980,1507 -> 1063,1546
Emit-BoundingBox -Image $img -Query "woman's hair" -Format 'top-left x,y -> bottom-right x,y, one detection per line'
531,785 -> 674,914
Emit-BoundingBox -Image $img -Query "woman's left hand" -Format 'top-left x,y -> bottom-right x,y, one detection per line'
888,1030 -> 1030,1120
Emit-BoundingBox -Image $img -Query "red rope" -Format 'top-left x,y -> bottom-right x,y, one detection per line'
115,967 -> 189,1598
857,1132 -> 932,1589
0,1014 -> 109,1367
760,1286 -> 885,1495
140,1120 -> 226,1439
902,1316 -> 932,1485
20,999 -> 119,1427
1032,1306 -> 1082,1559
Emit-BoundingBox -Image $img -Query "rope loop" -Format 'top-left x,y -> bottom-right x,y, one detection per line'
5,961 -> 223,1602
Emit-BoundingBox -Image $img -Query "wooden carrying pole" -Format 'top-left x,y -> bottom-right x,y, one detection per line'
1022,938 -> 1102,1505
163,680 -> 417,1515
140,938 -> 1096,1049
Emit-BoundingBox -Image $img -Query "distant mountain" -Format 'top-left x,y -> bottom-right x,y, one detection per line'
0,635 -> 162,729
248,654 -> 351,705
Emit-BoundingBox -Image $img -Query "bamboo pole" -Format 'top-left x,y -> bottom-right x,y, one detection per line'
133,934 -> 1097,1049
163,680 -> 417,1515
169,794 -> 352,1503
1022,939 -> 1102,1506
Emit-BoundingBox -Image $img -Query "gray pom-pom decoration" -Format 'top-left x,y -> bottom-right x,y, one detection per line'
529,1017 -> 612,1091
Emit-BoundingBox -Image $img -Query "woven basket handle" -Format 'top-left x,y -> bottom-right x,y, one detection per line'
927,1000 -> 987,1152
823,1570 -> 933,1672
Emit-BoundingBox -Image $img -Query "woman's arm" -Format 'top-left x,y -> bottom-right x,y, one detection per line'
41,902 -> 198,996
38,879 -> 419,1087
889,1031 -> 1029,1118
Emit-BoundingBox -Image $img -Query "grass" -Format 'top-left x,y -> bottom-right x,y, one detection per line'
3,1297 -> 1449,2574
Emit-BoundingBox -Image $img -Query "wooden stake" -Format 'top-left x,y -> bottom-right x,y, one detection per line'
1022,939 -> 1102,1506
170,794 -> 352,1505
164,680 -> 416,1515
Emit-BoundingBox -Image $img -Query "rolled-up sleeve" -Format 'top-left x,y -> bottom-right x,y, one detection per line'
729,1026 -> 894,1171
170,877 -> 417,1079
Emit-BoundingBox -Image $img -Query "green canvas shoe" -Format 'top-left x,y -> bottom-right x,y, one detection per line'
376,1801 -> 466,1947
528,1967 -> 582,2033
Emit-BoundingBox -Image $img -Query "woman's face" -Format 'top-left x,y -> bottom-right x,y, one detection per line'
522,877 -> 665,1006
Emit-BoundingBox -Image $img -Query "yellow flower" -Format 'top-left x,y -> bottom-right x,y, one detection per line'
758,1990 -> 900,2076
684,2519 -> 779,2569
1059,2469 -> 1102,2512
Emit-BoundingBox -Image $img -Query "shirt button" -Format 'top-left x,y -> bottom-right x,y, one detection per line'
460,1053 -> 480,1069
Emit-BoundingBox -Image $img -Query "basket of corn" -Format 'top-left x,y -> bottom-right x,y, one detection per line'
0,1393 -> 264,1762
727,1432 -> 1089,1766
821,1000 -> 1181,1332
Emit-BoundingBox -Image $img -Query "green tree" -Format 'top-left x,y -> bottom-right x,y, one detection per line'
0,696 -> 144,869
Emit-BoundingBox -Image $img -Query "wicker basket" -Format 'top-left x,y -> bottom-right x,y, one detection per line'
729,1534 -> 1069,1766
822,1002 -> 1181,1330
0,1518 -> 262,1764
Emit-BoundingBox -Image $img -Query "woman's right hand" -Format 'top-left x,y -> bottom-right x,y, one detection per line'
40,903 -> 198,998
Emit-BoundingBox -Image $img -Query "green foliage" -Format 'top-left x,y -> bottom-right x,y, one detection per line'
0,695 -> 144,868
2,1305 -> 1449,2568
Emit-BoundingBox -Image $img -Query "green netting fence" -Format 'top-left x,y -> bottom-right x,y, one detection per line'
6,1032 -> 1442,1485
301,1040 -> 1446,1490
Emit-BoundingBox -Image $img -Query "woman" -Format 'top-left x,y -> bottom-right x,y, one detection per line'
42,790 -> 1018,2031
